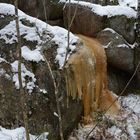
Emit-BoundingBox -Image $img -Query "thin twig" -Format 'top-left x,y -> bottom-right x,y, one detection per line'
86,61 -> 140,139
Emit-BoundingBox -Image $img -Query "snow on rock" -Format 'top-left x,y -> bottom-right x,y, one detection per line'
59,0 -> 137,18
117,44 -> 129,48
11,60 -> 36,93
0,127 -> 37,140
0,3 -> 78,68
50,26 -> 78,67
0,57 -> 8,63
39,88 -> 47,94
21,46 -> 44,62
118,0 -> 138,9
0,20 -> 42,44
103,28 -> 117,34
107,126 -> 122,139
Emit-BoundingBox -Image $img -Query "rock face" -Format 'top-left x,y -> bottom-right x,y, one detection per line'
0,4 -> 83,139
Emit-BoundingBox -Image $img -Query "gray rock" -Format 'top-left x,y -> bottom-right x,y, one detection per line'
108,16 -> 136,44
97,28 -> 135,73
63,3 -> 105,37
0,0 -> 64,23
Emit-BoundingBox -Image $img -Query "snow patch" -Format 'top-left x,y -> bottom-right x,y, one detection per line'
40,88 -> 47,94
11,61 -> 36,93
103,28 -> 116,34
118,0 -> 138,9
117,44 -> 129,48
0,57 -> 8,63
120,94 -> 140,114
0,127 -> 36,140
22,46 -> 44,62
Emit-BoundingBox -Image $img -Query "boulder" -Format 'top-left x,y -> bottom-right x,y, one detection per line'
97,28 -> 136,94
63,3 -> 105,37
97,28 -> 134,73
0,4 -> 82,139
0,0 -> 64,23
62,1 -> 136,43
108,16 -> 136,44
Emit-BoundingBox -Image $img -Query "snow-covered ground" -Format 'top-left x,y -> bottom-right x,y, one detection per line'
69,94 -> 140,140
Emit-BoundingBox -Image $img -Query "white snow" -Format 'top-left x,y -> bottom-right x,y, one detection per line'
50,26 -> 78,67
22,46 -> 44,62
118,0 -> 138,9
11,60 -> 36,93
108,126 -> 122,139
40,88 -> 47,94
60,0 -> 137,18
0,57 -> 8,63
102,41 -> 112,48
103,28 -> 116,34
120,94 -> 140,114
0,127 -> 36,140
54,112 -> 59,117
0,20 -> 42,44
117,44 -> 129,48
